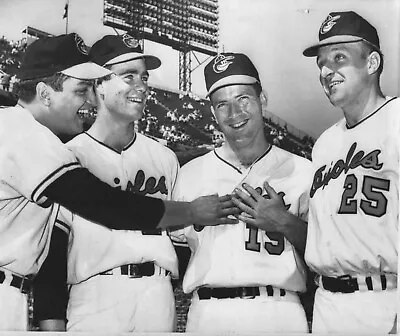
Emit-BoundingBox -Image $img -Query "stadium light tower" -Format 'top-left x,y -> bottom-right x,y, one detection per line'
103,0 -> 219,92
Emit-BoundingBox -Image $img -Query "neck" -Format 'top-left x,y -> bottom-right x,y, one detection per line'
223,135 -> 270,168
88,110 -> 136,152
343,84 -> 385,127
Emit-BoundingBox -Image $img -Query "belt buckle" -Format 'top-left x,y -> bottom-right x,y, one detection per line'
338,274 -> 358,293
239,287 -> 256,299
128,264 -> 142,278
19,275 -> 31,294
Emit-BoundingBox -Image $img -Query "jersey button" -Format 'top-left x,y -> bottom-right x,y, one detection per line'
114,177 -> 120,185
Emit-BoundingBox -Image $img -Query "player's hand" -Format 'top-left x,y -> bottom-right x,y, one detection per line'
190,194 -> 240,226
231,181 -> 287,232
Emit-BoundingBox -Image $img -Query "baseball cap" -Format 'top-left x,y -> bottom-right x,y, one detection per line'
89,33 -> 161,69
18,33 -> 112,81
303,11 -> 380,57
204,53 -> 260,97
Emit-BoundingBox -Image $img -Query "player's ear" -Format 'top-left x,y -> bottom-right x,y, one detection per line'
36,82 -> 51,106
367,51 -> 381,75
259,90 -> 268,109
210,105 -> 216,118
94,81 -> 106,101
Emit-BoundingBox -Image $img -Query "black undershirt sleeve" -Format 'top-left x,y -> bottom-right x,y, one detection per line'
43,168 -> 165,230
33,223 -> 69,324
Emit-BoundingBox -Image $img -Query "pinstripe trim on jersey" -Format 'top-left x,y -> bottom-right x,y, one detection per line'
31,162 -> 81,205
122,132 -> 137,151
213,151 -> 242,174
83,131 -> 137,154
252,144 -> 272,165
55,219 -> 71,235
346,97 -> 397,129
213,144 -> 273,174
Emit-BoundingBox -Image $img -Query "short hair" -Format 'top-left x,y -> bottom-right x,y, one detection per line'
359,40 -> 384,76
210,82 -> 263,104
17,72 -> 70,103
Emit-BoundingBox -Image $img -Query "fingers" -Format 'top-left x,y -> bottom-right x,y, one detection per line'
218,194 -> 232,202
237,214 -> 256,225
239,183 -> 261,203
263,181 -> 278,197
216,216 -> 239,225
219,206 -> 241,217
231,196 -> 256,218
232,187 -> 256,209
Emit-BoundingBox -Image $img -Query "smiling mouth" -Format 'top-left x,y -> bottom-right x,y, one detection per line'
231,119 -> 248,129
328,80 -> 343,90
77,108 -> 97,119
127,97 -> 143,104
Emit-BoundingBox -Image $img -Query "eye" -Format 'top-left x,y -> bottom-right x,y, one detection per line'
76,88 -> 89,96
334,53 -> 345,63
215,102 -> 226,110
141,75 -> 149,83
123,74 -> 135,82
238,95 -> 250,105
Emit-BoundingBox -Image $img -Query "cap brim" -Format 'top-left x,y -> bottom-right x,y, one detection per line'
303,35 -> 366,57
61,62 -> 112,79
105,52 -> 161,70
206,75 -> 259,97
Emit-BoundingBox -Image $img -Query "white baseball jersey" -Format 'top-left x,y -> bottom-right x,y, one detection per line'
0,105 -> 79,276
305,97 -> 399,277
171,144 -> 313,294
66,132 -> 179,284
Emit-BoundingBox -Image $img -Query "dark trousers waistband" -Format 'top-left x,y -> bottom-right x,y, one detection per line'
197,285 -> 286,300
320,274 -> 396,293
0,269 -> 32,294
100,262 -> 160,278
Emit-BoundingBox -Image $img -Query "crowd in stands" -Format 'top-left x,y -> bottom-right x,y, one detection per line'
136,86 -> 314,160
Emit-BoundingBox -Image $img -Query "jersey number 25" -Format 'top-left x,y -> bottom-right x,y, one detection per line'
338,174 -> 390,217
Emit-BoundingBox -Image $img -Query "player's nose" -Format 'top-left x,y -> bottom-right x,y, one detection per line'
320,64 -> 333,79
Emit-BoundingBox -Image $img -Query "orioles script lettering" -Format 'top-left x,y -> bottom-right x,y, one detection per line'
310,142 -> 382,197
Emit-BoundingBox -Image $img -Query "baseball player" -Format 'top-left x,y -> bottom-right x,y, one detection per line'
0,33 -> 237,331
171,52 -> 313,334
302,11 -> 398,333
65,34 -> 179,332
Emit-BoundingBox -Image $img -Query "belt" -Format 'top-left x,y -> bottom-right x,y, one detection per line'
319,274 -> 397,293
0,269 -> 33,294
197,285 -> 286,300
100,262 -> 168,278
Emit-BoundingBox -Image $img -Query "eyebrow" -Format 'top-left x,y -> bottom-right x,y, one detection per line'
77,79 -> 94,86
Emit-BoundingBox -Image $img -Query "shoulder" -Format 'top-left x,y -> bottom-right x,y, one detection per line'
66,133 -> 93,154
180,150 -> 214,173
137,133 -> 178,160
271,146 -> 313,176
67,133 -> 89,147
311,120 -> 343,156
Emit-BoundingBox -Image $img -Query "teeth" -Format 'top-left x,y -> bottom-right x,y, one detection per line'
329,81 -> 342,88
77,108 -> 97,119
128,97 -> 142,103
232,120 -> 247,128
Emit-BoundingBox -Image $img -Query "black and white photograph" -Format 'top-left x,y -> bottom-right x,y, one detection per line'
0,0 -> 398,335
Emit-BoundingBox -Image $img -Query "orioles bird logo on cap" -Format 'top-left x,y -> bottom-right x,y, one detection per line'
74,34 -> 89,55
320,14 -> 341,35
122,34 -> 140,48
213,54 -> 235,73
